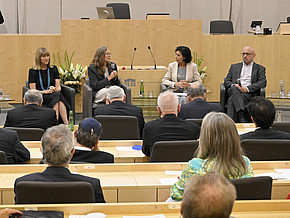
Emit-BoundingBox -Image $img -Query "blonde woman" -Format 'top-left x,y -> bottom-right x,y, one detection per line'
88,46 -> 120,103
170,112 -> 253,201
28,47 -> 69,124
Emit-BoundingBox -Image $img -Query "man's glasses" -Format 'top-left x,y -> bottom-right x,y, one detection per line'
241,52 -> 253,56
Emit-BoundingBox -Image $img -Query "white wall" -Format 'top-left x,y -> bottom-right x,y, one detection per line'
0,0 -> 289,34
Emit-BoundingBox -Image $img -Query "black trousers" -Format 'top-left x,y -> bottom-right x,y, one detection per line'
227,86 -> 253,121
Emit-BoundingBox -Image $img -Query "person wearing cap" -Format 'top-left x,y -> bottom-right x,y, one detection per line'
14,124 -> 106,203
71,118 -> 114,163
94,85 -> 145,138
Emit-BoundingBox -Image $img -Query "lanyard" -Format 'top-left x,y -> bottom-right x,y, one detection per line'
38,68 -> 50,91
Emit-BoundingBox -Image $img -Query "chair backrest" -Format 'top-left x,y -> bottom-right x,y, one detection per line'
229,176 -> 272,200
95,115 -> 139,139
210,20 -> 234,34
0,151 -> 7,164
287,17 -> 290,23
271,122 -> 290,134
185,118 -> 203,127
5,127 -> 45,141
149,140 -> 199,162
241,139 -> 290,161
106,3 -> 131,19
15,181 -> 95,204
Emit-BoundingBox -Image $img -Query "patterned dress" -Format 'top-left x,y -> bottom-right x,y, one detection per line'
170,156 -> 254,201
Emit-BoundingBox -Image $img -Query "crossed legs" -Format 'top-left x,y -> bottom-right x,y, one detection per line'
53,101 -> 68,124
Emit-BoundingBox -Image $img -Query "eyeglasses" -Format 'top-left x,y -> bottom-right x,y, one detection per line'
105,53 -> 112,56
241,52 -> 253,56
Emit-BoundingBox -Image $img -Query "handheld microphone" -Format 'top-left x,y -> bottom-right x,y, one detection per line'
147,46 -> 157,70
110,62 -> 118,81
131,47 -> 137,70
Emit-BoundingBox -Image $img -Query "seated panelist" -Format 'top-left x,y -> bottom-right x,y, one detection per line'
162,46 -> 202,91
28,47 -> 70,124
88,46 -> 120,104
14,124 -> 105,203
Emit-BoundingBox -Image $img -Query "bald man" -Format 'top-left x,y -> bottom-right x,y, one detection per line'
142,91 -> 199,156
224,46 -> 267,122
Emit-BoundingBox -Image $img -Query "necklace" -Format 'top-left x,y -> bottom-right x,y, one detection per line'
38,68 -> 50,90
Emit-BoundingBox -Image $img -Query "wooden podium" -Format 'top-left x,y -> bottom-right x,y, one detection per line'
118,66 -> 167,98
277,23 -> 290,35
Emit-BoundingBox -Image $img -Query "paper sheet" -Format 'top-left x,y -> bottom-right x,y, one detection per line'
116,146 -> 133,151
165,171 -> 182,176
158,178 -> 178,185
255,172 -> 290,180
69,212 -> 106,218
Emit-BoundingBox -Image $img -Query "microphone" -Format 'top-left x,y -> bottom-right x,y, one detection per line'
147,46 -> 157,70
131,47 -> 137,70
110,62 -> 118,81
0,10 -> 4,24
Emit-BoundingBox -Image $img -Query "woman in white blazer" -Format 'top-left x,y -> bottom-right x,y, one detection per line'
162,46 -> 202,89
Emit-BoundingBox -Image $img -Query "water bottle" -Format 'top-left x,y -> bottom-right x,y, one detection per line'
68,110 -> 74,131
140,80 -> 144,97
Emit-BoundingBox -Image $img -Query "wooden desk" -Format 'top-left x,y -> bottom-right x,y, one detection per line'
1,200 -> 290,218
1,161 -> 290,205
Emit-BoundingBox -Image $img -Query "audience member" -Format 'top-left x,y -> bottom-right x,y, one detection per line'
178,85 -> 221,119
4,89 -> 58,130
0,128 -> 30,163
29,47 -> 70,124
88,46 -> 120,104
240,96 -> 290,140
0,208 -> 22,218
181,172 -> 236,218
170,112 -> 253,201
71,118 -> 114,163
14,124 -> 105,203
94,86 -> 144,138
142,91 -> 199,156
224,46 -> 267,122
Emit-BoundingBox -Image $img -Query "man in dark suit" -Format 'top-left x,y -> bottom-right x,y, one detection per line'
94,85 -> 144,138
178,85 -> 221,119
240,97 -> 290,140
4,89 -> 58,130
14,124 -> 105,203
224,46 -> 267,122
0,128 -> 30,163
142,91 -> 199,156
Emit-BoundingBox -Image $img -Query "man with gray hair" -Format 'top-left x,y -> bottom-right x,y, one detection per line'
94,86 -> 144,138
142,91 -> 199,156
181,172 -> 236,218
4,89 -> 58,130
14,124 -> 105,203
178,85 -> 221,119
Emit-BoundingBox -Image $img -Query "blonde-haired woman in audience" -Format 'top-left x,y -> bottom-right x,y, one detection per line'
170,112 -> 253,201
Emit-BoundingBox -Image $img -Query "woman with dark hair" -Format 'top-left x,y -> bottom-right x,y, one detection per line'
162,46 -> 202,90
28,47 -> 69,124
88,46 -> 120,103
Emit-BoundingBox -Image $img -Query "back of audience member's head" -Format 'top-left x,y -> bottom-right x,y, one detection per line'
182,172 -> 236,218
76,118 -> 102,149
24,89 -> 43,106
41,124 -> 74,166
157,91 -> 179,114
247,96 -> 275,129
107,85 -> 125,102
197,112 -> 247,178
188,85 -> 206,99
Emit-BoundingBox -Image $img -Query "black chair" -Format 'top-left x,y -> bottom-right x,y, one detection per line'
95,115 -> 139,140
83,78 -> 131,118
186,118 -> 203,127
271,122 -> 290,134
229,176 -> 272,200
160,83 -> 167,93
287,17 -> 290,23
106,3 -> 131,19
5,127 -> 45,141
22,82 -> 75,123
0,151 -> 7,164
241,139 -> 290,161
15,181 -> 95,204
149,140 -> 199,162
210,20 -> 234,34
220,83 -> 265,114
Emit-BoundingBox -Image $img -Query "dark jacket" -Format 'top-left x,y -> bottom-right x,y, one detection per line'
142,114 -> 200,156
72,149 -> 114,163
240,127 -> 290,140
